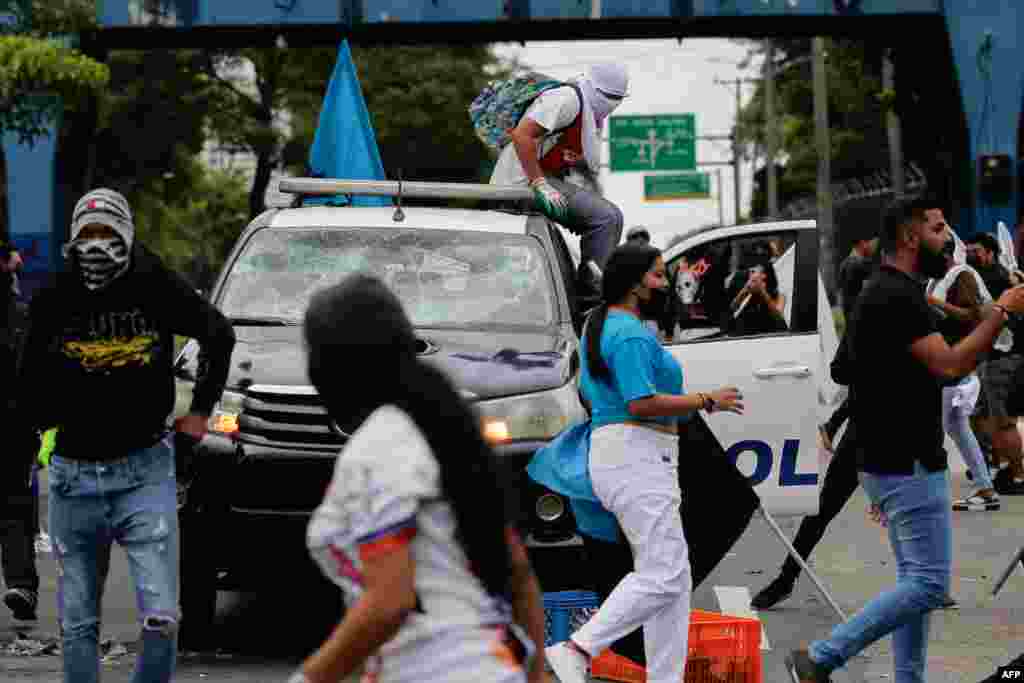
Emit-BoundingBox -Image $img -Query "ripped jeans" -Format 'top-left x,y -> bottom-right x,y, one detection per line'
49,436 -> 179,683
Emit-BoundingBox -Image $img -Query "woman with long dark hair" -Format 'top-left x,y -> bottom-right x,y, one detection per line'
545,243 -> 744,683
292,274 -> 547,683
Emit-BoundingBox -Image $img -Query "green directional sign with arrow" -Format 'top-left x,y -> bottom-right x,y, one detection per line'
609,114 -> 696,172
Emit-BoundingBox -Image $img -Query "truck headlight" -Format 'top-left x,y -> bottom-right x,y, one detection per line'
475,382 -> 586,445
172,383 -> 244,437
209,390 -> 245,436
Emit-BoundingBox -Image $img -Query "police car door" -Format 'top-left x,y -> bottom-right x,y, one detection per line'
664,221 -> 823,516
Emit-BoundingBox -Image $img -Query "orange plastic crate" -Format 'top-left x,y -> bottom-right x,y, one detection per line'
590,609 -> 762,683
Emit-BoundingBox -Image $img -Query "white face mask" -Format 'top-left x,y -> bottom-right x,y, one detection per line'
591,91 -> 621,126
68,237 -> 130,291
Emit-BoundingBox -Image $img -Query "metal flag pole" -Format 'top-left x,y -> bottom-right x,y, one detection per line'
758,506 -> 849,622
992,546 -> 1024,597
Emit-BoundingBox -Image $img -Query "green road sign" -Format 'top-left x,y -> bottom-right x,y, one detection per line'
609,114 -> 696,172
644,172 -> 711,201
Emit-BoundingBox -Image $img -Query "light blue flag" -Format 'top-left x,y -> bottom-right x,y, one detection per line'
307,40 -> 388,207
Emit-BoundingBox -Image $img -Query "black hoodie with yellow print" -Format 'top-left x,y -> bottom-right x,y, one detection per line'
17,244 -> 236,460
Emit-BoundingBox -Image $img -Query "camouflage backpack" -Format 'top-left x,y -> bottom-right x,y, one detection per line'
469,72 -> 572,156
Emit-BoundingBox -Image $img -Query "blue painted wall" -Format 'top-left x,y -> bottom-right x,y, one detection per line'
520,0 -> 592,20
943,0 -> 1022,234
692,0 -> 939,16
197,0 -> 342,25
4,122 -> 60,301
98,0 -> 947,25
101,0 -> 197,27
360,1 -> 505,23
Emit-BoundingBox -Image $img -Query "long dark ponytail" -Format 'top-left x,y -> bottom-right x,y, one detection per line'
304,275 -> 513,599
584,243 -> 662,382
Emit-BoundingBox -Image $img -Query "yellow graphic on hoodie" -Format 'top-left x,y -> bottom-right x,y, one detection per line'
63,335 -> 158,371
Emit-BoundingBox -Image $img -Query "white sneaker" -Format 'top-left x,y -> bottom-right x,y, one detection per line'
545,642 -> 589,683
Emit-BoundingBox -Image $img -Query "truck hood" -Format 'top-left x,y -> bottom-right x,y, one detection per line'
185,325 -> 578,400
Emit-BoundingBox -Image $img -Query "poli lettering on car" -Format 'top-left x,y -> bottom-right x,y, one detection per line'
663,221 -> 834,518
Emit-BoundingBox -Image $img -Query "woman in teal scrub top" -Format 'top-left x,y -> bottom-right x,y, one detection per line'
545,243 -> 744,683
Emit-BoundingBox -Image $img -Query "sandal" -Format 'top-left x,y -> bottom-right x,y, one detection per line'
953,493 -> 1001,511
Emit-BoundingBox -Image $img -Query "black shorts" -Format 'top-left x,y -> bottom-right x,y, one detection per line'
975,354 -> 1024,419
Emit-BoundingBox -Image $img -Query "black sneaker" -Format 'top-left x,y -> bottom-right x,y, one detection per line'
751,576 -> 795,610
4,588 -> 38,621
786,650 -> 832,683
994,468 -> 1024,496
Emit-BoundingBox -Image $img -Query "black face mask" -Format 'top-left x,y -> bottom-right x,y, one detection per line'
638,287 -> 668,320
918,239 -> 950,280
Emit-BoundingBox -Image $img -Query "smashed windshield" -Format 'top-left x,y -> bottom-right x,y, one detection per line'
219,227 -> 557,328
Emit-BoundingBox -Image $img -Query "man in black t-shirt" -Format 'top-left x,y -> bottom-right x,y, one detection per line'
787,197 -> 1024,683
839,233 -> 879,321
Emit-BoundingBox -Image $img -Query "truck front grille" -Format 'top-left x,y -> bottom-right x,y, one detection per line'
238,385 -> 344,451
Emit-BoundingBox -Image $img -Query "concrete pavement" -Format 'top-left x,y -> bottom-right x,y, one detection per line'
2,460 -> 1022,683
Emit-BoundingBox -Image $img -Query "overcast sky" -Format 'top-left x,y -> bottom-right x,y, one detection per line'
492,39 -> 762,249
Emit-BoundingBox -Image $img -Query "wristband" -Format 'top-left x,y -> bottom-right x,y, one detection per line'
287,671 -> 310,683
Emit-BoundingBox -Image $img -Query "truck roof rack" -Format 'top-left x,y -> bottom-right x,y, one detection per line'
276,177 -> 534,204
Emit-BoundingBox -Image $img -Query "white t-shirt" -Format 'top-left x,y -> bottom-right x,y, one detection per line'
306,405 -> 511,655
490,87 -> 581,187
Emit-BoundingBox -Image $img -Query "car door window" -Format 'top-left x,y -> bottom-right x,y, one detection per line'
667,232 -> 800,344
661,225 -> 823,516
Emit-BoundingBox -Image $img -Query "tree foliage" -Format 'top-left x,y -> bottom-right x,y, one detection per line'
281,45 -> 509,186
0,0 -> 109,145
736,39 -> 891,219
130,160 -> 249,279
6,1 -> 512,274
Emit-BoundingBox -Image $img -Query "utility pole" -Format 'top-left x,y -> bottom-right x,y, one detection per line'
716,168 -> 725,227
813,37 -> 836,297
765,41 -> 779,217
883,49 -> 904,196
715,76 -> 759,225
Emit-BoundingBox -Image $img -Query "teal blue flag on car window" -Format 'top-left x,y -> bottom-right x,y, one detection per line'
307,40 -> 388,207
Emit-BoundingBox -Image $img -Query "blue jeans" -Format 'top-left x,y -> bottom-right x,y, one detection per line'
49,436 -> 179,683
942,376 -> 994,491
809,464 -> 951,683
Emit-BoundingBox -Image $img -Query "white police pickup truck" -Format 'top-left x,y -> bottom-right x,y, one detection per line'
172,178 -> 838,647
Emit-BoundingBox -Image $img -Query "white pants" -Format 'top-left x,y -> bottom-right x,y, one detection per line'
573,424 -> 692,683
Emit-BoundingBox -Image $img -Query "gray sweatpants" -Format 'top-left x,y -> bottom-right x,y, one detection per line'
545,177 -> 624,271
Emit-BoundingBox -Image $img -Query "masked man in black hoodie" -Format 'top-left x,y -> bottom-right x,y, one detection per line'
17,189 -> 235,683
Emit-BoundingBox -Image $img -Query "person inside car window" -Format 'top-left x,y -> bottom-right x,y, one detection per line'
727,255 -> 788,336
